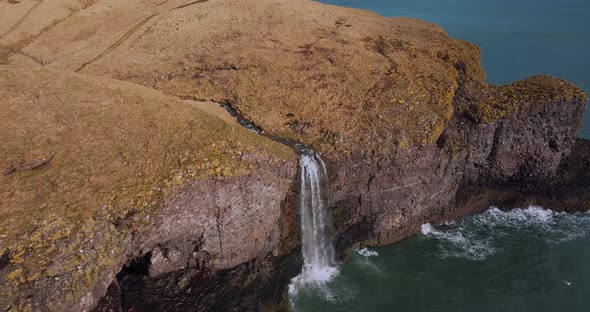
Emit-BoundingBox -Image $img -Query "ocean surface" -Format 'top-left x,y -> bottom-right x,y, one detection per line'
321,0 -> 590,139
291,207 -> 590,311
291,1 -> 590,311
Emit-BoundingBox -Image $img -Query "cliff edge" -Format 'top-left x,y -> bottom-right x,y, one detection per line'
0,0 -> 587,311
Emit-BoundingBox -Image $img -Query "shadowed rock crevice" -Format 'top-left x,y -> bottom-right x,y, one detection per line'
0,66 -> 297,311
1,0 -> 588,311
119,252 -> 152,277
107,165 -> 303,312
115,250 -> 300,312
0,253 -> 9,271
92,279 -> 123,312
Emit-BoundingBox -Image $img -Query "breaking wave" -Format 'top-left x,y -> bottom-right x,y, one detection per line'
421,206 -> 590,260
356,247 -> 379,258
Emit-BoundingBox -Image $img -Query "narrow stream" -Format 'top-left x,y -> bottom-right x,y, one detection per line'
217,102 -> 339,309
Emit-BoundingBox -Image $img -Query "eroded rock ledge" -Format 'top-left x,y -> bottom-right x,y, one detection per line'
0,67 -> 297,311
0,0 -> 588,311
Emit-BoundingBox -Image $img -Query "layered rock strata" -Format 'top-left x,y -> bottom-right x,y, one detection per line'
0,0 -> 588,311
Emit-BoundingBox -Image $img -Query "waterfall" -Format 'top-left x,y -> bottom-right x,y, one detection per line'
298,151 -> 337,281
289,150 -> 338,300
215,100 -> 338,304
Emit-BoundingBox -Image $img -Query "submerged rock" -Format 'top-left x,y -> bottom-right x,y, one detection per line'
0,0 -> 587,311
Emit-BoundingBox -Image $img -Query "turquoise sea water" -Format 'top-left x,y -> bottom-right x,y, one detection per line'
291,207 -> 590,311
292,1 -> 590,311
322,0 -> 590,139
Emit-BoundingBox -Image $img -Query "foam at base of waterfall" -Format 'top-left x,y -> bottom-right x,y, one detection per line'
288,265 -> 340,306
421,205 -> 590,261
289,265 -> 339,291
304,265 -> 339,282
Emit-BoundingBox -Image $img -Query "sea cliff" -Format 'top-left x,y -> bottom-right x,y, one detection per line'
0,0 -> 587,311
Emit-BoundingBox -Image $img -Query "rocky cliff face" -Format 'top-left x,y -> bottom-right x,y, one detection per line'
0,67 -> 297,311
0,0 -> 588,311
331,75 -> 588,252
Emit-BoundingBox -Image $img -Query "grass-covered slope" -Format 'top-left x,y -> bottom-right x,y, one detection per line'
0,66 -> 294,311
4,0 -> 586,158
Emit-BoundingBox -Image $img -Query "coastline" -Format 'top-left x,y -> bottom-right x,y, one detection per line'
1,0 -> 588,311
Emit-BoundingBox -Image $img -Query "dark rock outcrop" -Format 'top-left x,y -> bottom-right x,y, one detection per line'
331,76 -> 588,253
496,138 -> 590,213
0,67 -> 297,311
92,280 -> 122,312
116,249 -> 299,312
1,0 -> 588,311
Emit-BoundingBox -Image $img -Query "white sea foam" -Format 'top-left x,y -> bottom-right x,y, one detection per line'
421,223 -> 434,235
288,267 -> 350,310
421,222 -> 494,260
474,206 -> 555,227
353,247 -> 383,274
302,265 -> 339,283
420,206 -> 590,260
356,247 -> 379,258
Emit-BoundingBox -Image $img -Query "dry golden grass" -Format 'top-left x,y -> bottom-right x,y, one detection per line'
467,75 -> 588,123
7,0 -> 584,160
0,0 -> 586,310
7,0 -> 485,158
0,66 -> 294,310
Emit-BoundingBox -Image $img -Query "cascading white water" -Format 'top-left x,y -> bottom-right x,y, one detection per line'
289,150 -> 338,298
217,99 -> 338,295
298,151 -> 337,281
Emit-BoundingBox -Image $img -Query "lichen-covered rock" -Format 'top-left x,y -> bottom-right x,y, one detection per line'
464,76 -> 587,124
1,0 -> 588,311
330,78 -> 587,250
0,67 -> 296,311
